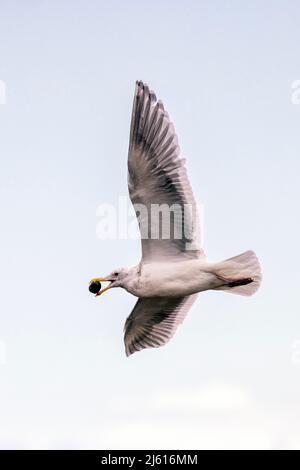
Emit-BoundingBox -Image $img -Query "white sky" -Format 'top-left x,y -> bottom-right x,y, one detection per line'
0,0 -> 300,449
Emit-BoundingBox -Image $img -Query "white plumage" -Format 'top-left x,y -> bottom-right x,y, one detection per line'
90,81 -> 262,357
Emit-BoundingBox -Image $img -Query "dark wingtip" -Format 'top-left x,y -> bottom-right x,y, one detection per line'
227,278 -> 254,288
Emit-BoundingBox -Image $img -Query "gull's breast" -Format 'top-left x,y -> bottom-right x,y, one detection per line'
132,260 -> 216,298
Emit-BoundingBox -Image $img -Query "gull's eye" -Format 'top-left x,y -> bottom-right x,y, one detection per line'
89,281 -> 101,294
114,272 -> 119,276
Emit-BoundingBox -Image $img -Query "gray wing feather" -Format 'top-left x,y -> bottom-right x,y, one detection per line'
124,294 -> 198,356
128,80 -> 203,262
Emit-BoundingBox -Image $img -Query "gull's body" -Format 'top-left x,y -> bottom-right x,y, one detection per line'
120,260 -> 218,298
90,81 -> 262,356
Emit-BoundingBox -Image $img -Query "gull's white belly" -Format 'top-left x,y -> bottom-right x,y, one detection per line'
127,260 -> 218,298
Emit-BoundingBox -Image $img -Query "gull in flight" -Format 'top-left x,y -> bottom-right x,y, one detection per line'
89,81 -> 262,357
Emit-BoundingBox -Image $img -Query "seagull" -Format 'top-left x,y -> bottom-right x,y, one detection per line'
90,81 -> 262,357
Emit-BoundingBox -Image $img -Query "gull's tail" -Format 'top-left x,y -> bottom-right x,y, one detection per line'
213,250 -> 262,296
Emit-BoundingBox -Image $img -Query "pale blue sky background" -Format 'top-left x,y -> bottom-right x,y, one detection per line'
0,0 -> 300,449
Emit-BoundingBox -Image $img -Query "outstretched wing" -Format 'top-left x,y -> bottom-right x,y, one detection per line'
128,81 -> 203,263
124,294 -> 198,356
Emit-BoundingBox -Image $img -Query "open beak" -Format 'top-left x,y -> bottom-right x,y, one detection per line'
89,277 -> 113,297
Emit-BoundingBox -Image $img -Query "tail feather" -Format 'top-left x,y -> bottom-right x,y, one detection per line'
213,250 -> 262,296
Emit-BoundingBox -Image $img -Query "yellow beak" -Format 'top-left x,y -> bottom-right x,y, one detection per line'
90,277 -> 112,297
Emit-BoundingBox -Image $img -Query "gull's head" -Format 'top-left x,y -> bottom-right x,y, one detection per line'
89,267 -> 129,297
